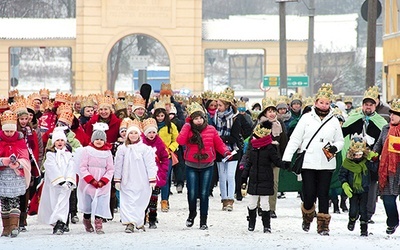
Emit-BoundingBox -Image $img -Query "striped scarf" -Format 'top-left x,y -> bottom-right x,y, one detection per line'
215,107 -> 234,137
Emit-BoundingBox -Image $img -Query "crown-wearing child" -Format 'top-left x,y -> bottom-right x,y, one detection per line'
38,127 -> 76,235
77,122 -> 114,234
339,134 -> 377,237
176,101 -> 230,230
141,118 -> 169,229
0,111 -> 31,238
114,120 -> 158,233
241,120 -> 286,233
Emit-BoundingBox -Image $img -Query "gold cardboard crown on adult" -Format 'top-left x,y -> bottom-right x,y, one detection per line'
117,91 -> 127,99
276,95 -> 289,105
236,100 -> 246,108
251,110 -> 261,121
161,83 -> 172,91
9,99 -> 28,115
363,86 -> 379,102
159,95 -> 171,105
186,101 -> 204,116
1,111 -> 17,125
291,93 -> 302,102
125,94 -> 134,105
218,87 -> 235,103
254,123 -> 271,138
201,90 -> 213,100
173,94 -> 186,104
188,95 -> 202,105
114,100 -> 127,112
262,97 -> 276,110
315,83 -> 334,101
344,96 -> 353,103
390,99 -> 400,113
57,103 -> 73,114
72,95 -> 83,103
153,100 -> 166,110
0,99 -> 9,110
41,99 -> 54,111
303,96 -> 315,107
55,92 -> 72,104
132,95 -> 146,109
142,118 -> 157,132
13,95 -> 25,102
39,88 -> 50,97
26,97 -> 35,111
97,96 -> 114,107
81,97 -> 96,108
8,89 -> 19,98
28,92 -> 42,102
104,89 -> 114,98
58,111 -> 74,126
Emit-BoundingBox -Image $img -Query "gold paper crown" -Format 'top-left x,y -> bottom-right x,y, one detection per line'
347,133 -> 369,159
127,118 -> 143,132
253,123 -> 271,138
39,88 -> 50,97
276,95 -> 289,105
132,95 -> 146,109
218,87 -> 235,103
315,83 -> 334,101
201,90 -> 213,100
0,99 -> 9,110
117,91 -> 127,99
291,93 -> 302,102
161,83 -> 172,91
303,96 -> 315,107
41,99 -> 54,111
120,118 -> 132,130
13,95 -> 25,102
1,111 -> 17,125
72,95 -> 83,103
236,100 -> 246,108
262,97 -> 276,110
114,100 -> 127,112
26,97 -> 35,111
58,111 -> 74,127
363,86 -> 379,102
55,92 -> 72,104
160,83 -> 173,96
57,103 -> 73,114
104,89 -> 114,98
8,89 -> 19,98
28,93 -> 42,102
159,95 -> 171,105
81,97 -> 96,108
251,110 -> 261,121
332,107 -> 343,117
189,95 -> 202,105
390,99 -> 400,113
9,99 -> 28,115
97,96 -> 114,108
153,100 -> 166,110
142,118 -> 157,132
186,101 -> 205,116
344,96 -> 353,104
173,94 -> 186,104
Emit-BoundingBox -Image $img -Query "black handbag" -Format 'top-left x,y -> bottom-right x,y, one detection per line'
290,116 -> 333,174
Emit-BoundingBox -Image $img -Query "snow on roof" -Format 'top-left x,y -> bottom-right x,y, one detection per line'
203,14 -> 358,52
0,18 -> 76,40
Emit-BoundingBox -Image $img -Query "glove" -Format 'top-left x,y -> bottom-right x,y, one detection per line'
241,183 -> 247,197
149,181 -> 156,189
393,143 -> 400,151
90,179 -> 99,188
367,151 -> 379,161
239,165 -> 245,171
328,146 -> 338,154
97,180 -> 105,188
115,182 -> 121,191
342,182 -> 353,198
283,161 -> 291,170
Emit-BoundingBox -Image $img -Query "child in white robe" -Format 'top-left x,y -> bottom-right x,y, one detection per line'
38,127 -> 76,235
114,120 -> 158,233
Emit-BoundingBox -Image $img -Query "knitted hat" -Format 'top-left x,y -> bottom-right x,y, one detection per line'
52,126 -> 67,143
1,111 -> 17,131
91,122 -> 109,142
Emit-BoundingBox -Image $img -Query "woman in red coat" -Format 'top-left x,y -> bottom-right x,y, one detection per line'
176,102 -> 230,230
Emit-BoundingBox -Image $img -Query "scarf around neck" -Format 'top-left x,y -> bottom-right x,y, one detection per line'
259,116 -> 283,137
378,124 -> 400,190
343,157 -> 368,193
251,134 -> 273,149
215,107 -> 234,136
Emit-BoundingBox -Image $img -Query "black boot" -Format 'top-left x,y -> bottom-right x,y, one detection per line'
340,195 -> 348,212
53,220 -> 65,235
186,211 -> 197,228
261,210 -> 271,233
148,210 -> 157,229
347,218 -> 356,231
331,198 -> 340,214
247,208 -> 257,231
360,221 -> 368,236
200,215 -> 208,230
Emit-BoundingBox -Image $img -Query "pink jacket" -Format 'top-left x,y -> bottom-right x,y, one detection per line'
176,123 -> 229,164
142,134 -> 169,188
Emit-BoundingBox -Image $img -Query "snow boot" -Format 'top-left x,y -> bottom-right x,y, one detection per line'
247,208 -> 257,231
1,212 -> 11,237
199,215 -> 208,230
9,209 -> 20,238
347,218 -> 356,231
222,199 -> 228,211
261,210 -> 271,233
53,220 -> 65,235
301,203 -> 315,232
360,221 -> 368,237
161,200 -> 169,212
226,199 -> 234,211
186,211 -> 197,227
94,218 -> 104,234
125,223 -> 134,233
83,218 -> 94,233
317,213 -> 331,236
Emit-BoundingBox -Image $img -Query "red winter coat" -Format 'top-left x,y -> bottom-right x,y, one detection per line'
176,123 -> 229,164
142,134 -> 169,188
84,113 -> 121,143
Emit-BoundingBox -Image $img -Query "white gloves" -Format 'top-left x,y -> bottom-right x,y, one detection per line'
115,182 -> 121,191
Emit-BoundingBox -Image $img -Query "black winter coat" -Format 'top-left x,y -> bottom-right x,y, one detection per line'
241,143 -> 284,196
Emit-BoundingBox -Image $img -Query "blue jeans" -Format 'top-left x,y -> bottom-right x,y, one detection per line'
186,165 -> 213,216
217,160 -> 237,200
161,159 -> 172,201
382,195 -> 400,227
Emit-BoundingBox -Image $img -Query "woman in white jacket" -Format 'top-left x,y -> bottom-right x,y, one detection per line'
282,84 -> 344,236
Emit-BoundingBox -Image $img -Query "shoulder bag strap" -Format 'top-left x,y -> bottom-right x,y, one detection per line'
304,116 -> 334,150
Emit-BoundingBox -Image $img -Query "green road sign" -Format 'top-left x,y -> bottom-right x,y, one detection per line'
263,75 -> 309,87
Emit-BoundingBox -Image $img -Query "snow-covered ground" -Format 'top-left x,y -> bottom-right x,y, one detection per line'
0,190 -> 398,250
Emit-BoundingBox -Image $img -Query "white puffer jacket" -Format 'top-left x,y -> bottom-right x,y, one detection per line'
282,107 -> 344,170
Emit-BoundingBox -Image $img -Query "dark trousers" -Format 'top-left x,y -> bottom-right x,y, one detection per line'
349,192 -> 368,222
186,165 -> 213,216
173,146 -> 186,187
382,195 -> 400,228
209,162 -> 219,195
301,169 -> 333,214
